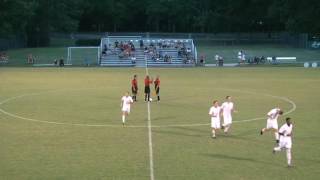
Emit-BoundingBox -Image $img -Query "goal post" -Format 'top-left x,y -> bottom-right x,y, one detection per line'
67,46 -> 101,66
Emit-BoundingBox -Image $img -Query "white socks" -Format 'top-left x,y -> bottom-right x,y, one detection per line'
273,147 -> 292,166
224,125 -> 230,133
273,146 -> 281,151
212,130 -> 216,137
286,149 -> 292,166
122,115 -> 125,123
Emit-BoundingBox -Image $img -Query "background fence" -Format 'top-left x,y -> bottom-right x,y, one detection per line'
0,32 -> 312,50
49,32 -> 310,48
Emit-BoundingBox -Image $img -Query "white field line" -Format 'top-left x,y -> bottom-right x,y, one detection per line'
145,55 -> 155,180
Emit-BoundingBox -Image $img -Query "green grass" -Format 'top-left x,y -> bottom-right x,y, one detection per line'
1,67 -> 320,180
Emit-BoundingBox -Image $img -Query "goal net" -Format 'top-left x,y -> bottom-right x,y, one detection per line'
67,46 -> 101,66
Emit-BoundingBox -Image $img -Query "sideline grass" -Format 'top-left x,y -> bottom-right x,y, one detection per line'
1,67 -> 320,180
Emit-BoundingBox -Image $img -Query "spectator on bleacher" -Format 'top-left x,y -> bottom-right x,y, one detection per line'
218,56 -> 224,67
237,50 -> 245,65
238,50 -> 243,64
186,48 -> 192,55
130,42 -> 135,51
27,54 -> 35,64
253,56 -> 259,64
155,53 -> 160,62
139,39 -> 144,49
272,56 -> 277,64
118,52 -> 124,59
115,40 -> 119,48
260,56 -> 266,64
0,52 -> 9,64
144,47 -> 149,54
157,41 -> 162,49
125,50 -> 130,58
59,58 -> 64,67
215,54 -> 220,66
241,52 -> 246,64
131,56 -> 136,64
178,49 -> 182,57
53,59 -> 58,66
120,41 -> 125,51
164,54 -> 169,62
183,57 -> 187,64
200,55 -> 205,66
165,41 -> 170,48
151,54 -> 156,61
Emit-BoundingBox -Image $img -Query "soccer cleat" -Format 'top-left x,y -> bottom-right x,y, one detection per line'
272,149 -> 276,154
287,164 -> 294,168
276,140 -> 279,145
260,130 -> 263,135
122,123 -> 125,127
221,125 -> 225,130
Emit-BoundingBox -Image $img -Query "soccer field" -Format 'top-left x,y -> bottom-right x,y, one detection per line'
1,67 -> 320,180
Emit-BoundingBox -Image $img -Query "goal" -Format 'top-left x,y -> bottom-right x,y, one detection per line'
67,46 -> 101,66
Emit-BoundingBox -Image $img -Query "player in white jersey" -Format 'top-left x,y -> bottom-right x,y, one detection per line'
273,117 -> 293,167
209,100 -> 222,138
121,92 -> 133,126
221,96 -> 236,134
260,107 -> 283,144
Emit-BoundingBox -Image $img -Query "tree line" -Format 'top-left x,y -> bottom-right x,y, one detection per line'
0,0 -> 319,47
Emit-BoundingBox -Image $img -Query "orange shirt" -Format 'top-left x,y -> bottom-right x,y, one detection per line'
132,79 -> 138,88
154,78 -> 160,87
144,78 -> 152,87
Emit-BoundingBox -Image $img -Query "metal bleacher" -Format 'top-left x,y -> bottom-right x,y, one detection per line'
99,36 -> 197,67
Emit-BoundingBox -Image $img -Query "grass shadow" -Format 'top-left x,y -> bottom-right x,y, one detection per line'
201,153 -> 274,166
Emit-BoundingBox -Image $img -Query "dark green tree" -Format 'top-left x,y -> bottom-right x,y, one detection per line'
26,0 -> 82,47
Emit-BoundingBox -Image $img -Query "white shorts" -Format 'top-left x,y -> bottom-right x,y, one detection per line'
279,137 -> 292,149
223,115 -> 232,126
211,118 -> 221,129
122,106 -> 131,113
266,119 -> 278,129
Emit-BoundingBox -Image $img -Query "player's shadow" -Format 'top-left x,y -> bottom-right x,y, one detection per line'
201,153 -> 274,165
